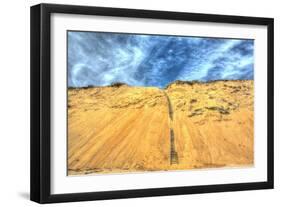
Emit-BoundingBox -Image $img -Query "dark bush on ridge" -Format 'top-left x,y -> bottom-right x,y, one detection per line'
110,82 -> 127,87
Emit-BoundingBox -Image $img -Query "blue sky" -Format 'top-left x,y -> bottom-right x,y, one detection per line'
68,31 -> 254,88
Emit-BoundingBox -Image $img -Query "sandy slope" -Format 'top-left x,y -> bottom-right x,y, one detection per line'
68,80 -> 253,175
166,80 -> 253,170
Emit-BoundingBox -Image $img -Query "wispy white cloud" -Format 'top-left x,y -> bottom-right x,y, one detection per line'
68,32 -> 254,88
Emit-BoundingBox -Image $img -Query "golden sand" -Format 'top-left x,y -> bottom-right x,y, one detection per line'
67,80 -> 254,175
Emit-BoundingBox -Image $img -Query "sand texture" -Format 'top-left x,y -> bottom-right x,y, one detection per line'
67,80 -> 254,175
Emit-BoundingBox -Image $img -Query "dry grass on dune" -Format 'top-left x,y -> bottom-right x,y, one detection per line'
67,80 -> 254,175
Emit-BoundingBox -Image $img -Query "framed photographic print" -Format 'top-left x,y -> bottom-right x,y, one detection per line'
30,3 -> 274,203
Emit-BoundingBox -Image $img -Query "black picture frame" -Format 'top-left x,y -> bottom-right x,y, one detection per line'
30,3 -> 274,204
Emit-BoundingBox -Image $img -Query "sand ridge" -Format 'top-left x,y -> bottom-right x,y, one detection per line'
68,80 -> 254,175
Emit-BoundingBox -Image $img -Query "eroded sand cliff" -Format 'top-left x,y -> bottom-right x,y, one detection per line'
68,80 -> 253,175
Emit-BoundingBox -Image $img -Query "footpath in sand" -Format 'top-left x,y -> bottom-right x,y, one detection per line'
67,80 -> 254,175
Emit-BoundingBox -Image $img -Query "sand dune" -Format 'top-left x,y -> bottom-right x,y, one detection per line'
68,80 -> 254,175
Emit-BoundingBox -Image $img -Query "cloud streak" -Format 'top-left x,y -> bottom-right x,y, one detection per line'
68,31 -> 254,88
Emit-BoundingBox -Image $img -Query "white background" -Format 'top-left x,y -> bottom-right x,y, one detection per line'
0,0 -> 279,206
